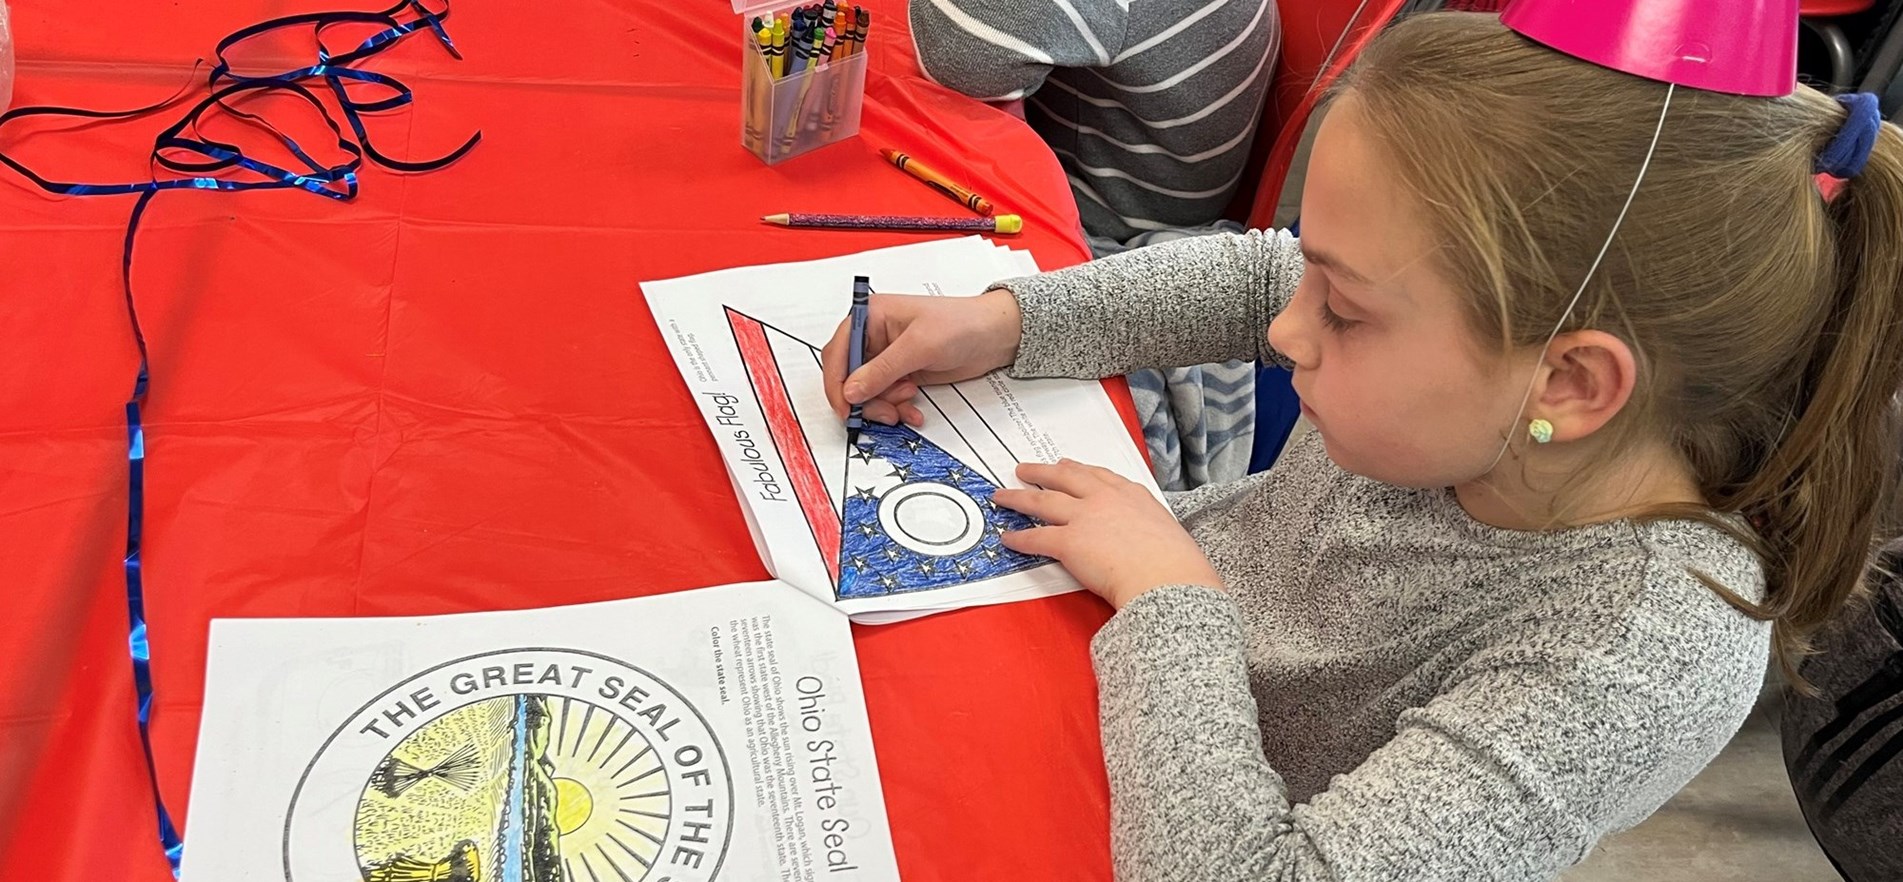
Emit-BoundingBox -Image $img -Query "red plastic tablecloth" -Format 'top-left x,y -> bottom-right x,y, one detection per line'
0,2 -> 1132,879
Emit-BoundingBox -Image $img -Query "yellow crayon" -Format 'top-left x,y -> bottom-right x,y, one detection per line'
771,19 -> 787,78
782,28 -> 827,148
746,26 -> 774,150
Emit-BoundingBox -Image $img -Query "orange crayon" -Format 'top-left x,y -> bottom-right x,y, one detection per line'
880,148 -> 995,215
833,3 -> 853,60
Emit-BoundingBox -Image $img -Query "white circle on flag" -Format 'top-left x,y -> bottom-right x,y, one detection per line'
879,482 -> 985,556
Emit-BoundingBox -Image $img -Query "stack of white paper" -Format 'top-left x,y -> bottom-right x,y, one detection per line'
642,237 -> 1162,623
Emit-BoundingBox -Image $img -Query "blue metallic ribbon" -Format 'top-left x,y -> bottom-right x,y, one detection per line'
0,1 -> 476,874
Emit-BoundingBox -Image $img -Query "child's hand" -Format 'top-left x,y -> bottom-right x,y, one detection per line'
820,289 -> 1023,427
994,460 -> 1222,609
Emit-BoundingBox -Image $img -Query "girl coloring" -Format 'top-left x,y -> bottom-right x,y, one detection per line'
825,11 -> 1903,880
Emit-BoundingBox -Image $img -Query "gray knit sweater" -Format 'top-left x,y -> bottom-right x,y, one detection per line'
997,230 -> 1772,881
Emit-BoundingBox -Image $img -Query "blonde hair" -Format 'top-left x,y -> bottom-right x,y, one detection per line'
1336,13 -> 1903,681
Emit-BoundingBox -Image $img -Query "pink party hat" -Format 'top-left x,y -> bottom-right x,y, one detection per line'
1502,0 -> 1799,97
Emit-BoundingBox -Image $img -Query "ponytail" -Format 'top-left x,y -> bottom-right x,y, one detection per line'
1727,104 -> 1903,685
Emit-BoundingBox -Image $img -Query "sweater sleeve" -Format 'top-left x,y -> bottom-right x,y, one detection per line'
1000,229 -> 1303,379
907,0 -> 1127,101
1091,578 -> 1766,881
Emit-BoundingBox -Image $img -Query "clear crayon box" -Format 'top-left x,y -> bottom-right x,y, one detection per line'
736,1 -> 868,165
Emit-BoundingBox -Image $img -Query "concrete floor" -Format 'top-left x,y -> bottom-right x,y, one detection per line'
1565,701 -> 1839,881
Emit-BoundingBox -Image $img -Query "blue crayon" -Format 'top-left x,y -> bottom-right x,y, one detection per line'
788,11 -> 811,74
845,276 -> 871,444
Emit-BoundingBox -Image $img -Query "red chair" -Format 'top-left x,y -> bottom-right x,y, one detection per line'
1230,0 -> 1410,230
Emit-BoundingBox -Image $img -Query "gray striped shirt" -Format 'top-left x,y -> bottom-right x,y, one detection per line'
909,0 -> 1281,242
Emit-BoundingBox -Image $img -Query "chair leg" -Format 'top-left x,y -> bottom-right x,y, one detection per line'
1805,18 -> 1856,92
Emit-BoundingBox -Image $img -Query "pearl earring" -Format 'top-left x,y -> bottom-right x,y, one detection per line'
1528,418 -> 1554,444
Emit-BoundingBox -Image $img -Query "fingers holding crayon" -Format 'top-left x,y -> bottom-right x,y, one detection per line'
819,289 -> 1025,424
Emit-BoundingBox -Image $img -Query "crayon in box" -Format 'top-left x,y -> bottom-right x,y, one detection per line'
737,0 -> 869,165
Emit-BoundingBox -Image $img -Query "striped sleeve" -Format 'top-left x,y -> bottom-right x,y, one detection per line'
907,0 -> 1130,101
1036,0 -> 1280,238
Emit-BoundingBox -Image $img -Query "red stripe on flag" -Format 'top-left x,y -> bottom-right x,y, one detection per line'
727,310 -> 842,585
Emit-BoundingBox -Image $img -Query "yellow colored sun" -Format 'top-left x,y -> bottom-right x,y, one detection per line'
553,777 -> 593,835
544,696 -> 673,877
